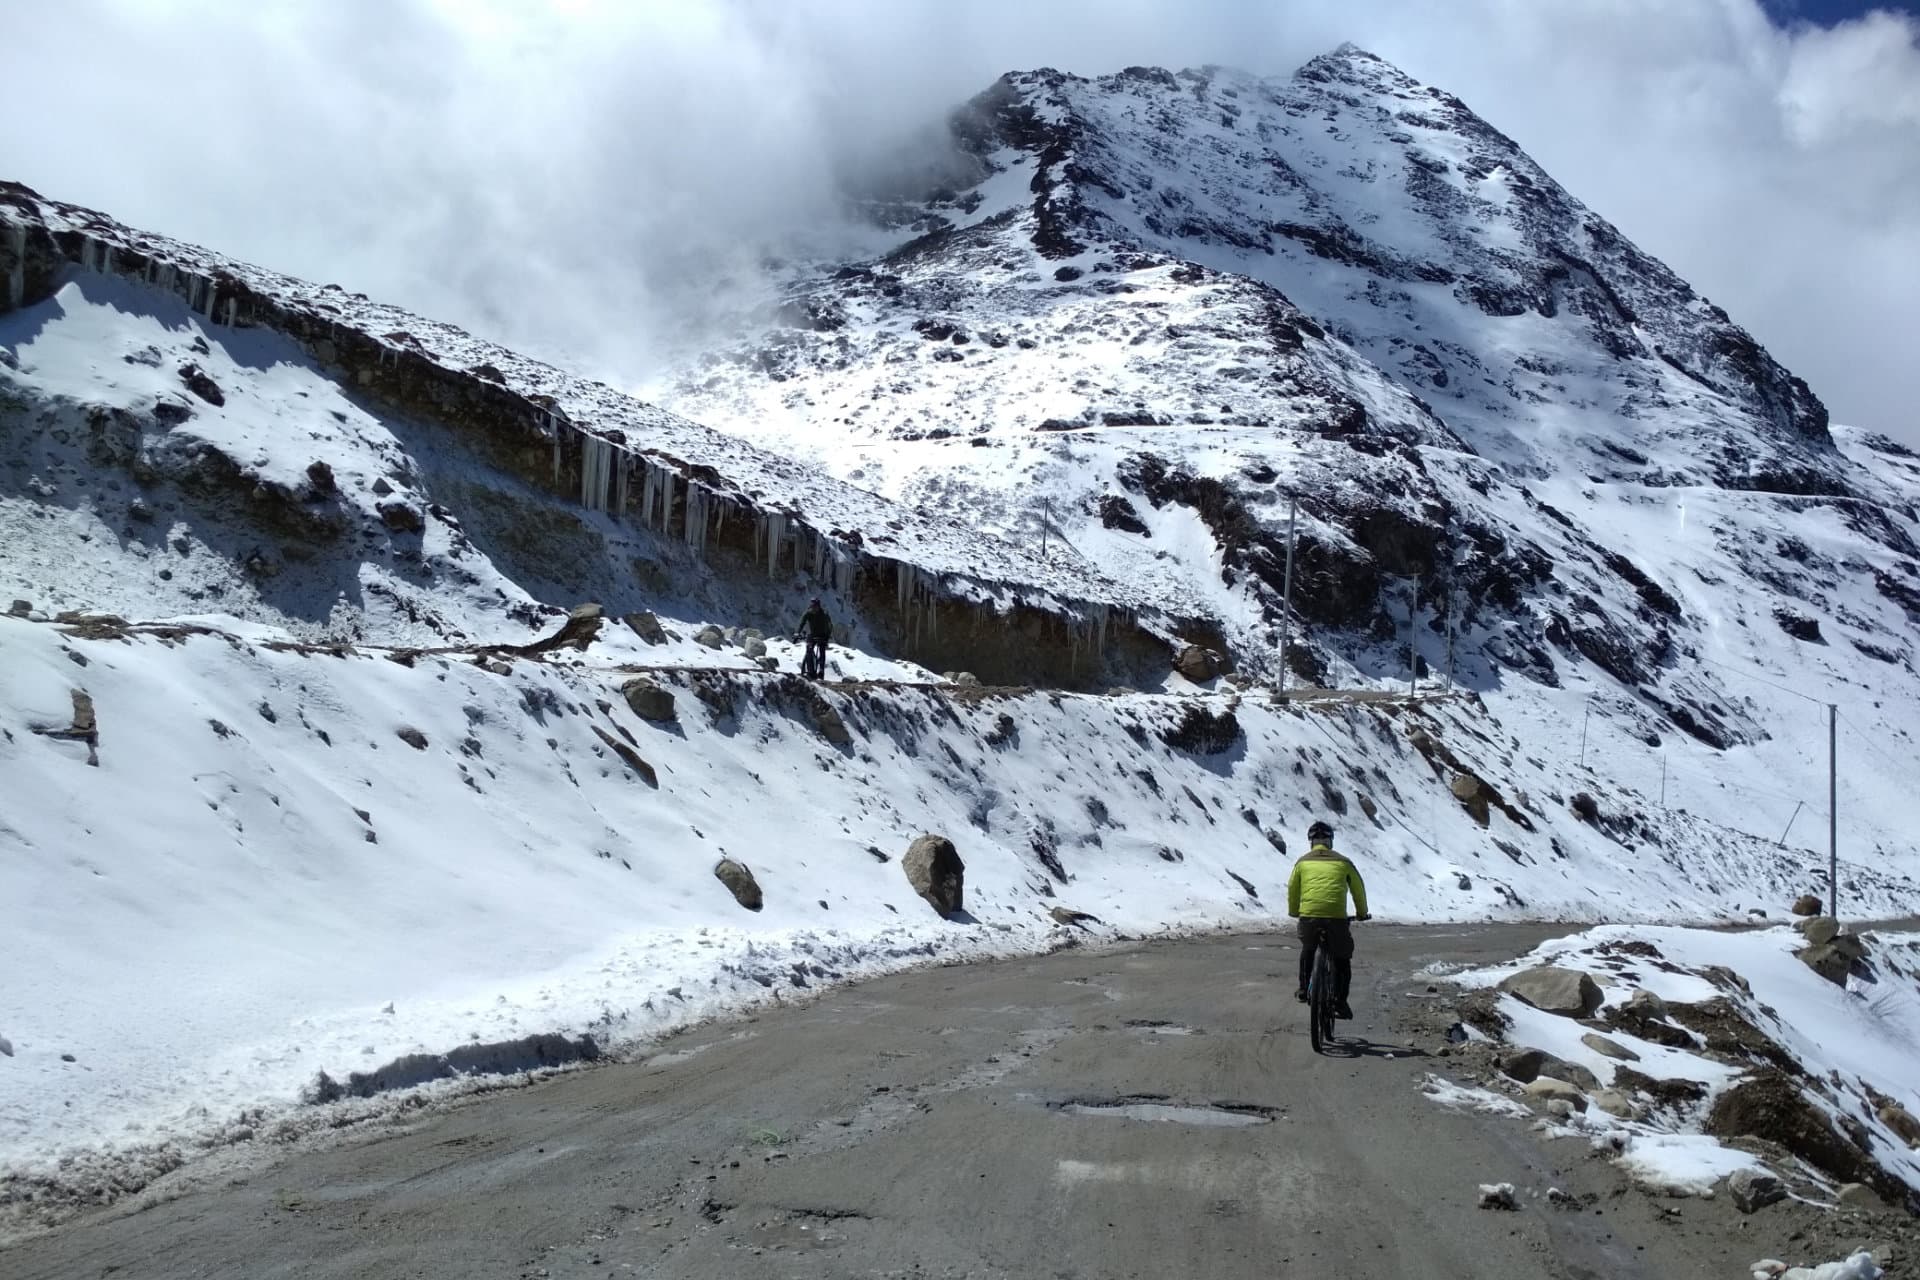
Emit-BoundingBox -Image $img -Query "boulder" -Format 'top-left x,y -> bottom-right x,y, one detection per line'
1877,1102 -> 1920,1147
1499,966 -> 1603,1018
623,611 -> 667,645
1836,1182 -> 1886,1213
714,858 -> 763,912
1049,906 -> 1100,928
1790,893 -> 1822,917
1498,1049 -> 1598,1091
1524,1077 -> 1588,1111
7,599 -> 31,617
743,637 -> 767,659
808,693 -> 852,746
1798,942 -> 1856,985
756,657 -> 779,672
951,671 -> 981,687
1581,1032 -> 1640,1062
396,726 -> 428,750
1174,644 -> 1220,683
1796,916 -> 1840,946
1589,1089 -> 1636,1119
694,625 -> 725,650
1451,771 -> 1491,825
903,834 -> 965,917
621,678 -> 676,723
377,501 -> 425,533
1727,1168 -> 1787,1214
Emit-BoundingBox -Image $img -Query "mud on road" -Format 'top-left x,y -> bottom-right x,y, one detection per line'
3,924 -> 1909,1278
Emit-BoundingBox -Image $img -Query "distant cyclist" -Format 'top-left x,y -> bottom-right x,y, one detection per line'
1288,819 -> 1370,1020
794,597 -> 832,679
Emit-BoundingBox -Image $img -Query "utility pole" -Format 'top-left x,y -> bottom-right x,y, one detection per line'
1444,573 -> 1456,694
1578,698 -> 1592,770
1829,703 -> 1838,924
1039,499 -> 1050,562
1658,753 -> 1667,808
1278,497 -> 1296,697
1407,580 -> 1418,699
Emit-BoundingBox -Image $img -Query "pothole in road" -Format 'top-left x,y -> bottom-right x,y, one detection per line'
1123,1019 -> 1200,1036
1053,1095 -> 1280,1127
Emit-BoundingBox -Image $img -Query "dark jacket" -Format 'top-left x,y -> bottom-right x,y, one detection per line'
798,605 -> 831,641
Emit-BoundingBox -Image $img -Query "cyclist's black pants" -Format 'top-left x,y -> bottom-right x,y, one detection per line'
1297,917 -> 1354,1001
803,636 -> 828,677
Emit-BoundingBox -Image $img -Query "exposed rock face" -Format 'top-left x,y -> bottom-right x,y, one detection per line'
518,603 -> 605,655
1706,1072 -> 1890,1199
1159,703 -> 1241,755
903,834 -> 966,916
1450,771 -> 1490,826
621,677 -> 676,722
1799,933 -> 1866,985
1498,966 -> 1602,1018
714,858 -> 763,911
377,501 -> 425,534
808,692 -> 853,746
590,726 -> 658,787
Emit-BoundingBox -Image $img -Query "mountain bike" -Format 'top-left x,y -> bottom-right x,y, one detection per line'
1305,915 -> 1366,1055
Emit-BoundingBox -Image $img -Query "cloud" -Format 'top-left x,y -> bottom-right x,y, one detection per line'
4,0 -> 1917,439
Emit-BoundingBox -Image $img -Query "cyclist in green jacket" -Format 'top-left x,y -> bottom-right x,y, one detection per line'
1288,819 -> 1370,1019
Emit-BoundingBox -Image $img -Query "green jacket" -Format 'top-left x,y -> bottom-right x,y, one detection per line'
1288,844 -> 1368,919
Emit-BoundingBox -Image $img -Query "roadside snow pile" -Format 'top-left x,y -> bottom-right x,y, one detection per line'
1751,1253 -> 1884,1280
1433,924 -> 1920,1208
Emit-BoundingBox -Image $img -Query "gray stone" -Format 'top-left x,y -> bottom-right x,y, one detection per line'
951,671 -> 981,687
1624,988 -> 1669,1018
396,726 -> 428,750
1878,1101 -> 1920,1146
1799,942 -> 1856,985
713,858 -> 763,912
1499,966 -> 1604,1018
1450,771 -> 1490,825
1796,916 -> 1839,946
755,657 -> 779,672
377,501 -> 424,533
7,599 -> 31,617
1581,1032 -> 1641,1062
621,678 -> 676,722
1727,1167 -> 1786,1213
903,834 -> 966,917
370,476 -> 394,496
1790,893 -> 1822,917
694,625 -> 725,650
1525,1077 -> 1588,1110
808,693 -> 852,746
743,637 -> 767,659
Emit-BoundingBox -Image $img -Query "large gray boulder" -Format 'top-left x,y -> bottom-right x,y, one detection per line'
714,858 -> 763,912
903,834 -> 965,917
1727,1168 -> 1786,1213
1581,1032 -> 1640,1062
622,677 -> 676,722
694,625 -> 725,650
1790,893 -> 1822,917
1499,966 -> 1603,1018
1796,916 -> 1839,946
1174,645 -> 1220,683
623,611 -> 667,645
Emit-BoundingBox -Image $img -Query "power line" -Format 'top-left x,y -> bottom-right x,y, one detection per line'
1837,711 -> 1911,779
1695,655 -> 1827,706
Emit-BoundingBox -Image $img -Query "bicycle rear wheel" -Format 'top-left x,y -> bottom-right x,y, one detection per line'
1308,948 -> 1332,1054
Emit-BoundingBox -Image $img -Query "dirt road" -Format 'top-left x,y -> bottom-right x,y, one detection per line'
0,925 -> 1853,1278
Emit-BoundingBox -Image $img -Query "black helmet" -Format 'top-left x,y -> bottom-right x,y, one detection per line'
1308,820 -> 1334,843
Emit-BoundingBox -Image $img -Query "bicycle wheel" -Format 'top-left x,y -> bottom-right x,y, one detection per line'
1308,948 -> 1331,1054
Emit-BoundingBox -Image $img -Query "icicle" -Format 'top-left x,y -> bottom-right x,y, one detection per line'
659,471 -> 675,534
684,483 -> 708,555
766,512 -> 787,579
224,296 -> 238,327
614,452 -> 629,515
551,425 -> 561,483
580,436 -> 612,511
639,461 -> 656,527
204,286 -> 217,320
101,244 -> 114,276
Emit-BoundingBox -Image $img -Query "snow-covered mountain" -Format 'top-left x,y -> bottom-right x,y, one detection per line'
665,46 -> 1920,744
3,45 -> 1918,1235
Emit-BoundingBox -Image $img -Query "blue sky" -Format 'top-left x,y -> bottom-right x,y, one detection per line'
1769,0 -> 1920,22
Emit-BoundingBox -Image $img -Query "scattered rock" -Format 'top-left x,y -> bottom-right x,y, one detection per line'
1790,893 -> 1822,917
1477,1183 -> 1517,1210
743,637 -> 767,659
713,859 -> 763,912
396,726 -> 428,750
1160,703 -> 1242,754
590,726 -> 658,787
756,657 -> 779,672
1798,939 -> 1862,985
1706,1072 -> 1885,1195
1499,966 -> 1603,1018
0,1035 -> 11,1057
950,671 -> 981,687
1524,1077 -> 1589,1110
306,460 -> 337,494
1727,1167 -> 1787,1214
1795,916 -> 1839,946
177,362 -> 225,405
377,501 -> 425,534
1049,906 -> 1101,928
1174,644 -> 1220,683
694,625 -> 725,649
7,600 -> 31,617
1580,1032 -> 1640,1062
1499,1048 -> 1598,1090
1570,792 -> 1600,823
371,476 -> 394,496
623,611 -> 667,645
902,834 -> 965,917
621,677 -> 676,723
127,497 -> 154,522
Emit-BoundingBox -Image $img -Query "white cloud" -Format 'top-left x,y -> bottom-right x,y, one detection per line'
4,0 -> 1916,440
